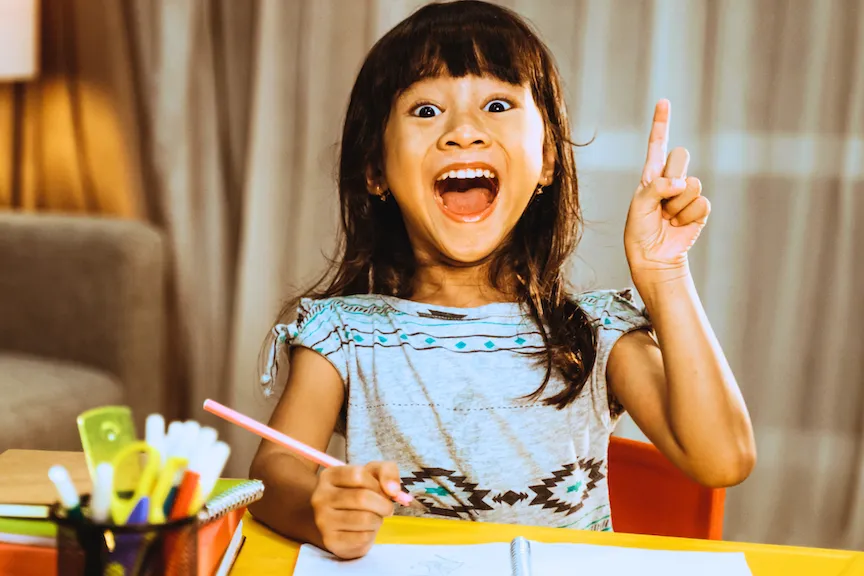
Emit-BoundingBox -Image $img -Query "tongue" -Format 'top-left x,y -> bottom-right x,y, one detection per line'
440,188 -> 493,215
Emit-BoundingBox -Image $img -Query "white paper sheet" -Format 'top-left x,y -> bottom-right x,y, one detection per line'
295,543 -> 513,575
531,542 -> 753,575
294,541 -> 754,576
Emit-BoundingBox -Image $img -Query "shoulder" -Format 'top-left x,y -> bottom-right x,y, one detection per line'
574,288 -> 652,333
263,295 -> 394,389
261,296 -> 374,390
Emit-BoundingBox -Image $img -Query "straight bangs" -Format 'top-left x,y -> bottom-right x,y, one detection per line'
356,3 -> 552,128
386,11 -> 546,100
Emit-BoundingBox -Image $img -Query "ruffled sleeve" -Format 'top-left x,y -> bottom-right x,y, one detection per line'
260,297 -> 349,394
577,289 -> 653,426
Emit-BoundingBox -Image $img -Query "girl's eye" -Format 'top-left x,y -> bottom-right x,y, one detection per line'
412,104 -> 442,118
484,99 -> 512,113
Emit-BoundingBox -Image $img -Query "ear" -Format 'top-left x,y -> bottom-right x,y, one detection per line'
365,165 -> 389,196
539,142 -> 556,186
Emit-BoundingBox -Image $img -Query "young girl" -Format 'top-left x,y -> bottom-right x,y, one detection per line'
249,0 -> 755,560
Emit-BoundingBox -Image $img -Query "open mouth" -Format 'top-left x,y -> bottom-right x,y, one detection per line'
434,167 -> 499,222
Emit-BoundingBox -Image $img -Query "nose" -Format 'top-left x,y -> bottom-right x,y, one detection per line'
437,114 -> 490,150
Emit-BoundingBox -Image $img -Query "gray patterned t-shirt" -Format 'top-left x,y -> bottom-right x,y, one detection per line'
264,289 -> 651,531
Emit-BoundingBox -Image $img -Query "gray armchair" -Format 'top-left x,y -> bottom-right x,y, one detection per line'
0,212 -> 166,452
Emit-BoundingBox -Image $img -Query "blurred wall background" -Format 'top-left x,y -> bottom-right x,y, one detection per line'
1,0 -> 863,550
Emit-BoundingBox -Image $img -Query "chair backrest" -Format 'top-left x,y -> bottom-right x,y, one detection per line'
607,436 -> 725,540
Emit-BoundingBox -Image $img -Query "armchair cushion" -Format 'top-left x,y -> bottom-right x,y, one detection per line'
0,212 -> 165,432
0,352 -> 124,452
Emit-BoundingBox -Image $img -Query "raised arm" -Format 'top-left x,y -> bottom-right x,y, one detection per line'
610,100 -> 756,488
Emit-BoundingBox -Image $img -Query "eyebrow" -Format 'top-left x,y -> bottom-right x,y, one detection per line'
401,78 -> 526,102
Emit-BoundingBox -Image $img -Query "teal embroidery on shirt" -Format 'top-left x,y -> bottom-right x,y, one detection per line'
566,481 -> 583,493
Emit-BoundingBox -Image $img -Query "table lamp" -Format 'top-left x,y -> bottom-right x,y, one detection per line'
0,0 -> 40,206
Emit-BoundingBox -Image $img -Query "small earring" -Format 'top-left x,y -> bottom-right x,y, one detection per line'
535,183 -> 544,195
370,185 -> 390,201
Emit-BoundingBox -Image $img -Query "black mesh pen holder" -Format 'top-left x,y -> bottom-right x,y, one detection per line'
50,497 -> 199,576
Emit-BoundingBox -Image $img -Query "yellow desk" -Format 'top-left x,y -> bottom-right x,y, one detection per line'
233,513 -> 864,575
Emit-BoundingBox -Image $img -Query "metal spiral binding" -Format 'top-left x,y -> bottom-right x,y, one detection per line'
197,479 -> 264,523
510,536 -> 532,576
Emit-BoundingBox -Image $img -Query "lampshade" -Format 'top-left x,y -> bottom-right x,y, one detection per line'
0,0 -> 39,81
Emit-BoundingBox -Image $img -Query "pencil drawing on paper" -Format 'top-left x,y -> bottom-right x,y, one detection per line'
408,554 -> 465,575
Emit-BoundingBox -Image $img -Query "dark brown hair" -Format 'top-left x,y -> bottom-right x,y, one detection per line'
278,0 -> 595,409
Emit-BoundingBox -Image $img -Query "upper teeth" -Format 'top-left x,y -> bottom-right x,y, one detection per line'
437,168 -> 496,181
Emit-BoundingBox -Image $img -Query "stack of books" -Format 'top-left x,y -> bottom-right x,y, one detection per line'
0,449 -> 261,576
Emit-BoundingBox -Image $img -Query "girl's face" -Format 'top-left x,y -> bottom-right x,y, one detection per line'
380,74 -> 552,265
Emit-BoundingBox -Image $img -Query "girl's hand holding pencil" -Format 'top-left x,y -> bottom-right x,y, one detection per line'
202,399 -> 425,559
311,461 -> 403,559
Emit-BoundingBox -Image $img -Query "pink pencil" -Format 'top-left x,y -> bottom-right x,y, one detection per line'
202,399 -> 425,511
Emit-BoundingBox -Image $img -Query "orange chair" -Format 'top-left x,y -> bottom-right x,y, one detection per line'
607,436 -> 725,540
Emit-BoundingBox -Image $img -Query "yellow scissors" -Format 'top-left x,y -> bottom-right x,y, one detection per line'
109,440 -> 190,525
109,441 -> 160,525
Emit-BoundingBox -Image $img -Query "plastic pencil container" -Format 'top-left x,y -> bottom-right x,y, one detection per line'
50,497 -> 199,576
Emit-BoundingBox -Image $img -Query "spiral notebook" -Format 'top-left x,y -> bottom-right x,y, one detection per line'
294,540 -> 753,575
199,478 -> 264,523
197,479 -> 263,576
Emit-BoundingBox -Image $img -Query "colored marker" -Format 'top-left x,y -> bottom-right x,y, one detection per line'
162,421 -> 198,516
164,421 -> 184,459
194,426 -> 218,459
149,455 -> 188,524
186,441 -> 231,515
110,497 -> 150,574
126,496 -> 149,524
195,441 -> 231,508
173,426 -> 219,517
145,413 -> 166,465
202,399 -> 426,511
175,421 -> 201,460
90,462 -> 114,523
169,470 -> 200,520
48,465 -> 84,520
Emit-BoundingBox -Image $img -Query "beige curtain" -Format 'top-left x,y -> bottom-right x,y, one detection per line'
119,0 -> 259,423
5,0 -> 863,551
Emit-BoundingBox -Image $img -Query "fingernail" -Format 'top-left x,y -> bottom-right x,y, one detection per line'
393,491 -> 414,506
385,481 -> 401,495
672,178 -> 686,189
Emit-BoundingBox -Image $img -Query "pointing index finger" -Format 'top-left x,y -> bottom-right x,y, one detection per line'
641,99 -> 671,186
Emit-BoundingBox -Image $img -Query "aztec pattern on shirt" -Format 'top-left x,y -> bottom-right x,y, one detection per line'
270,289 -> 651,531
